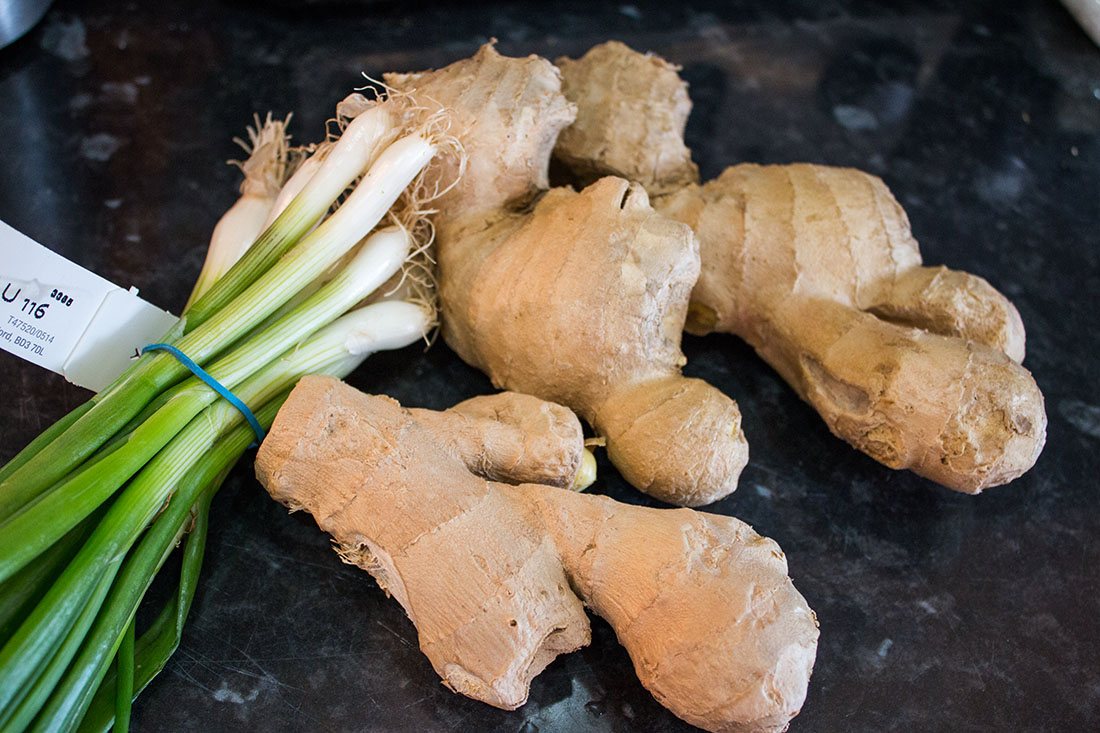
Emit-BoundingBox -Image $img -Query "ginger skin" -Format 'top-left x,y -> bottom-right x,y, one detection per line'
553,42 -> 1046,493
255,375 -> 818,733
385,45 -> 748,507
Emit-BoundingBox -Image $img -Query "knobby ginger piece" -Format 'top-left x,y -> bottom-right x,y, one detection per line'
385,44 -> 575,222
553,41 -> 1046,493
555,40 -> 699,194
256,377 -> 590,709
661,166 -> 1045,490
445,176 -> 747,506
411,390 -> 586,487
255,375 -> 818,733
386,44 -> 748,507
525,485 -> 818,732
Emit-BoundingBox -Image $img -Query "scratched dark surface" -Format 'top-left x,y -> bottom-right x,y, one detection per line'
1,0 -> 1099,730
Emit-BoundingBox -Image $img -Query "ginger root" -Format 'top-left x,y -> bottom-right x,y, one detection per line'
553,41 -> 1046,492
255,375 -> 818,733
384,45 -> 748,507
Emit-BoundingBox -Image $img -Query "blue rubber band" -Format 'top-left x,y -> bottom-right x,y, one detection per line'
142,343 -> 266,444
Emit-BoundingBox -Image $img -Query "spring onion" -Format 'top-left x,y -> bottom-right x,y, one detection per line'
0,91 -> 449,731
184,115 -> 295,312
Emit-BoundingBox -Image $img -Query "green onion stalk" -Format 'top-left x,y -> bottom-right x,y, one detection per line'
0,97 -> 443,732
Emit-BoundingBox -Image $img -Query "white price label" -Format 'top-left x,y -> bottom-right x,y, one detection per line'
0,220 -> 178,391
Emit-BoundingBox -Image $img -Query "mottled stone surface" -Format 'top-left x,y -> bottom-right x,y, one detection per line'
1,0 -> 1098,730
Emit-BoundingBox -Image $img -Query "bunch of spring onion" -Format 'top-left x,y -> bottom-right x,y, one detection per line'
0,94 -> 454,732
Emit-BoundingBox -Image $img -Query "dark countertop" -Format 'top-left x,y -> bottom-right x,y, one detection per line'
2,1 -> 1098,730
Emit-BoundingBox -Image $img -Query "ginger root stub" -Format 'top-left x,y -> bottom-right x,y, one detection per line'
386,44 -> 748,506
255,375 -> 818,733
553,41 -> 1046,493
